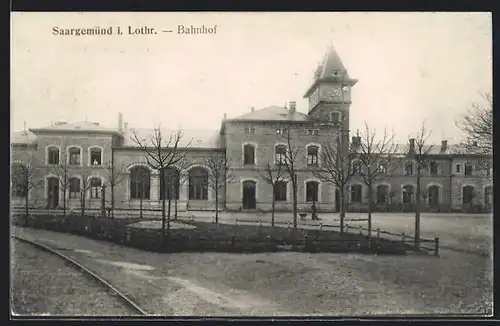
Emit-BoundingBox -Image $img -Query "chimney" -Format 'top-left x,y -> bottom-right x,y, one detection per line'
289,101 -> 296,113
352,136 -> 361,147
118,112 -> 123,133
223,113 -> 227,120
251,107 -> 255,112
124,122 -> 129,132
23,121 -> 27,135
409,138 -> 415,153
441,140 -> 448,152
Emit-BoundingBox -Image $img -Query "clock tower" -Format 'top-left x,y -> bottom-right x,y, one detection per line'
304,45 -> 357,142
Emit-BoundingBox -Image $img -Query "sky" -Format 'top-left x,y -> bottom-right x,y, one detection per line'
11,12 -> 492,143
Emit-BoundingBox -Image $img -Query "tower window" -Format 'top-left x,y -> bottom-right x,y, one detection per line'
332,71 -> 339,76
330,111 -> 341,124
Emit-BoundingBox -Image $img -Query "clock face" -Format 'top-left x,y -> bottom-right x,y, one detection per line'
329,88 -> 342,98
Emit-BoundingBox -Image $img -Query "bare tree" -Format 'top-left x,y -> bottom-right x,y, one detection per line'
50,158 -> 71,215
203,152 -> 233,224
106,155 -> 127,219
79,170 -> 95,217
11,156 -> 43,222
131,126 -> 191,244
312,135 -> 356,233
356,124 -> 398,241
409,121 -> 434,250
277,125 -> 301,240
173,158 -> 190,221
257,161 -> 286,227
455,92 -> 493,155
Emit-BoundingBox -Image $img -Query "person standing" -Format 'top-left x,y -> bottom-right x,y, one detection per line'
311,201 -> 319,220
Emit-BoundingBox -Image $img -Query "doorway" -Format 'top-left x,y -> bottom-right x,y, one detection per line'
242,180 -> 256,209
47,177 -> 59,209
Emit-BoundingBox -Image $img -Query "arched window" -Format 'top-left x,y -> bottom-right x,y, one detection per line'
11,163 -> 28,198
89,147 -> 102,166
306,181 -> 319,202
274,181 -> 287,201
464,163 -> 474,176
307,146 -> 319,167
160,167 -> 180,200
402,185 -> 414,204
275,145 -> 286,165
462,186 -> 475,205
68,147 -> 82,166
90,178 -> 101,199
47,146 -> 60,165
350,184 -> 362,203
378,160 -> 388,174
130,166 -> 151,200
69,177 -> 80,198
243,144 -> 255,165
189,167 -> 208,200
404,161 -> 413,176
376,185 -> 389,204
428,185 -> 440,208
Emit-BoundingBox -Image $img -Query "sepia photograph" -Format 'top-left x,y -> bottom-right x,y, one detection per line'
10,12 -> 493,317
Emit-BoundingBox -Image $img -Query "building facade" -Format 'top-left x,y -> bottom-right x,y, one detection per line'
11,46 -> 492,214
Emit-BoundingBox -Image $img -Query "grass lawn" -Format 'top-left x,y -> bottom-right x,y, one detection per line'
13,214 -> 411,254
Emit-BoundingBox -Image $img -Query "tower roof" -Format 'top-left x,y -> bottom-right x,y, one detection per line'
304,44 -> 357,98
317,45 -> 349,80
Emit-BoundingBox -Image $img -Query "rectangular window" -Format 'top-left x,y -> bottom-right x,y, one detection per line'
274,181 -> 287,201
90,149 -> 102,165
350,185 -> 362,203
404,162 -> 413,176
456,164 -> 461,173
48,149 -> 59,165
90,178 -> 101,198
429,161 -> 439,176
306,182 -> 319,202
464,163 -> 473,176
69,148 -> 81,165
69,178 -> 80,198
250,128 -> 256,134
307,129 -> 319,136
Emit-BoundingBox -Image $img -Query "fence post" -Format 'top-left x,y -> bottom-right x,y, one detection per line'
358,226 -> 362,235
345,224 -> 349,233
259,220 -> 263,228
319,223 -> 323,232
376,228 -> 380,240
234,219 -> 237,226
401,233 -> 406,244
434,237 -> 439,257
304,234 -> 308,250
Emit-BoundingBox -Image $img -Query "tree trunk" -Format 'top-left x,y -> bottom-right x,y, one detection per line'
292,175 -> 298,246
271,191 -> 275,228
160,173 -> 166,244
415,172 -> 421,250
111,184 -> 115,219
367,184 -> 373,245
81,191 -> 85,217
63,186 -> 67,216
215,179 -> 219,224
339,192 -> 345,233
24,193 -> 29,226
174,196 -> 178,221
167,193 -> 172,242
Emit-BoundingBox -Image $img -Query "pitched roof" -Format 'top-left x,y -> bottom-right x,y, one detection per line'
121,128 -> 222,149
11,131 -> 37,145
29,121 -> 122,135
351,142 -> 486,156
304,45 -> 358,98
317,45 -> 350,80
229,105 -> 316,122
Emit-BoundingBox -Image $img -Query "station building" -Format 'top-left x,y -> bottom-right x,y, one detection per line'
11,46 -> 492,214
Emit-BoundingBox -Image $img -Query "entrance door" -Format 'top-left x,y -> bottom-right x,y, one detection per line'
47,177 -> 59,209
428,186 -> 440,209
242,181 -> 256,209
335,188 -> 340,212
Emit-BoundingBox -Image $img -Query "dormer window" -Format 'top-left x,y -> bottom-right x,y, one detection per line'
332,71 -> 340,76
276,128 -> 287,135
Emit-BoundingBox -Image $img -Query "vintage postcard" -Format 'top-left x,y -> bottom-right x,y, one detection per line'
10,12 -> 493,318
